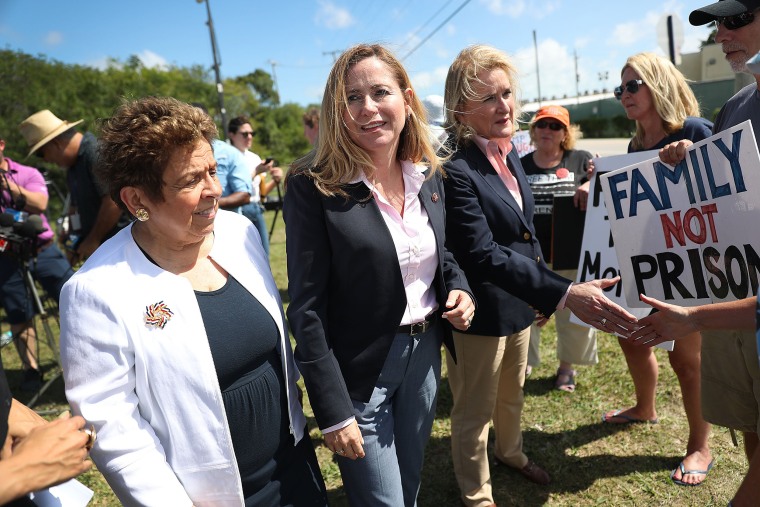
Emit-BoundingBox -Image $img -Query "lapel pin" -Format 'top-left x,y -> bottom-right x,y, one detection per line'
431,192 -> 439,203
145,300 -> 174,329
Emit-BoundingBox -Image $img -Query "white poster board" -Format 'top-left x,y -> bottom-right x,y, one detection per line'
573,150 -> 672,349
601,121 -> 760,308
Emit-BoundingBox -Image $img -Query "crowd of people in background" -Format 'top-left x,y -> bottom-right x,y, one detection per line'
2,0 -> 760,506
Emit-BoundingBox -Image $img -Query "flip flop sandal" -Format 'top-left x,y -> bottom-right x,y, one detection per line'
554,368 -> 576,392
670,459 -> 714,486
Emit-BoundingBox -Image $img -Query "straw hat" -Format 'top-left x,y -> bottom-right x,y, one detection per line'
18,110 -> 83,157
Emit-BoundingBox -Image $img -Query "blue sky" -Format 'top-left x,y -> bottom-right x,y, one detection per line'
1,0 -> 714,107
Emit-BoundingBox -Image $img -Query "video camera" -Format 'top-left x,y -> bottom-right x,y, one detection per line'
0,212 -> 44,262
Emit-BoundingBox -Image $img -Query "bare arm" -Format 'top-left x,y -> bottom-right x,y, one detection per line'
76,197 -> 123,260
628,294 -> 756,346
219,191 -> 251,209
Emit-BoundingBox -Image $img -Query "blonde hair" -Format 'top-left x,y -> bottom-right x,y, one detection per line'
443,45 -> 522,145
528,122 -> 581,151
289,44 -> 441,197
623,52 -> 700,151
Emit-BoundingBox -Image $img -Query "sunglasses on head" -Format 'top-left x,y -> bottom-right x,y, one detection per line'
614,79 -> 644,100
534,119 -> 564,131
239,131 -> 255,137
715,9 -> 758,30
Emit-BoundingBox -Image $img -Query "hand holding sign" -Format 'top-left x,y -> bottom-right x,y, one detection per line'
658,139 -> 694,166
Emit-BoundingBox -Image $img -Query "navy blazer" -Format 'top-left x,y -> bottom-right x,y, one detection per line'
443,141 -> 570,337
284,168 -> 472,429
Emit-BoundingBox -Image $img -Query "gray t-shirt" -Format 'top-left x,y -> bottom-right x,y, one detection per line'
714,83 -> 760,146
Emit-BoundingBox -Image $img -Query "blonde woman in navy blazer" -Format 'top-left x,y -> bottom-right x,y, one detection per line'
441,45 -> 639,507
284,44 -> 475,507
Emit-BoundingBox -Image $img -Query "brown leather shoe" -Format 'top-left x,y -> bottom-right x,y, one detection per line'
517,460 -> 551,485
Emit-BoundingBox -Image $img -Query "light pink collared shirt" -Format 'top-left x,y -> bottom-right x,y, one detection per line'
360,160 -> 439,326
472,135 -> 523,210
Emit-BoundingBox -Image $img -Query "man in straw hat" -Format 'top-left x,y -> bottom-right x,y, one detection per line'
18,110 -> 127,265
656,1 -> 760,504
0,135 -> 74,391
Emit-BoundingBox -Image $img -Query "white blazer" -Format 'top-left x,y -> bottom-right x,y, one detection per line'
60,210 -> 306,507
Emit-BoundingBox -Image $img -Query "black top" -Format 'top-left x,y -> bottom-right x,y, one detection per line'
627,116 -> 714,153
195,275 -> 287,505
67,132 -> 129,248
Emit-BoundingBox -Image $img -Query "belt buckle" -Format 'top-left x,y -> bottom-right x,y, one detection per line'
409,320 -> 428,336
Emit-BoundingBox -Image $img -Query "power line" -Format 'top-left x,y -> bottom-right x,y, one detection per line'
397,0 -> 456,53
401,0 -> 472,61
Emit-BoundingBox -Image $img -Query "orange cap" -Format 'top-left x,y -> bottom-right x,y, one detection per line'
532,105 -> 570,128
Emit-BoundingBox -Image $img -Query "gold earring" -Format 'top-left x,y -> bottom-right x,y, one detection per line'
135,208 -> 150,222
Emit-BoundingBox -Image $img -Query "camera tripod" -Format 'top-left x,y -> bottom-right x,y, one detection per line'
17,255 -> 62,409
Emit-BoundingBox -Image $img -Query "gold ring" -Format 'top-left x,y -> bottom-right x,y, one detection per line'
83,425 -> 97,451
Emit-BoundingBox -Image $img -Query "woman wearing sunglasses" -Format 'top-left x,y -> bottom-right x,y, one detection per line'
603,51 -> 715,487
520,105 -> 597,393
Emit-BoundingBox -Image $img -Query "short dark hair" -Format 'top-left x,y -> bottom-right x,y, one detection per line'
227,115 -> 251,135
302,107 -> 320,129
98,97 -> 218,211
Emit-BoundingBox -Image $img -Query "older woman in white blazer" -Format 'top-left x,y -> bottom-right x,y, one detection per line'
59,97 -> 327,507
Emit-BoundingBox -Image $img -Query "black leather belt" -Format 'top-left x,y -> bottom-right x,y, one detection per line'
397,315 -> 436,336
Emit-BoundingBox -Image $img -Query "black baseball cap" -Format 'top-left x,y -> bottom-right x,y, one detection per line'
690,0 -> 760,25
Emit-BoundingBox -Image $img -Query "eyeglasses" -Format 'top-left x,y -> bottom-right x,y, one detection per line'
614,79 -> 644,100
534,120 -> 564,131
239,131 -> 255,137
715,9 -> 758,30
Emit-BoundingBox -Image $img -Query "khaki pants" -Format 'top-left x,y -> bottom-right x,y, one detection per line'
446,327 -> 531,507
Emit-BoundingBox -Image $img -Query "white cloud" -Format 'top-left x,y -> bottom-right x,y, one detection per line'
138,50 -> 169,69
315,1 -> 355,30
479,0 -> 559,18
480,0 -> 526,17
44,31 -> 63,46
411,66 -> 449,96
513,38 -> 579,103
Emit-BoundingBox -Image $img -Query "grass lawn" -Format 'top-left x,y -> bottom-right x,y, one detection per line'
2,209 -> 746,506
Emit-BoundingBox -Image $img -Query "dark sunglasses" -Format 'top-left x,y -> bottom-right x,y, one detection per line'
239,131 -> 255,137
715,9 -> 758,30
614,79 -> 644,100
534,120 -> 564,131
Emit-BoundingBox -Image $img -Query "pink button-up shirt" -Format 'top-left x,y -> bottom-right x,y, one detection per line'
471,135 -> 523,210
360,160 -> 438,326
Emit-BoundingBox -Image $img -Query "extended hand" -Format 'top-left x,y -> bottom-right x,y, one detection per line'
565,277 -> 640,336
628,294 -> 695,346
325,421 -> 365,460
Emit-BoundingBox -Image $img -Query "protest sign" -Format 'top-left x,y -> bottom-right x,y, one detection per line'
601,120 -> 760,308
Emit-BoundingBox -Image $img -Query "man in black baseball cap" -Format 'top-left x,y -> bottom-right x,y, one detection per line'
653,3 -> 760,505
690,0 -> 760,25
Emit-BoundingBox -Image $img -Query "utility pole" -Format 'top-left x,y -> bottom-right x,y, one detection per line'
574,50 -> 580,105
533,30 -> 541,106
323,50 -> 342,63
268,60 -> 280,100
196,0 -> 227,138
